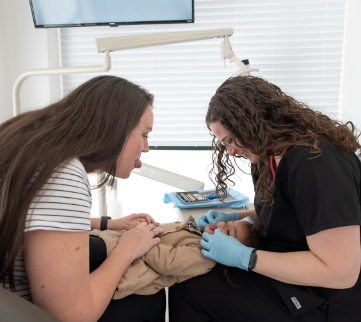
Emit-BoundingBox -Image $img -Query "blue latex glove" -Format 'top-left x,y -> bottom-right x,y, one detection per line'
197,210 -> 239,229
200,229 -> 255,271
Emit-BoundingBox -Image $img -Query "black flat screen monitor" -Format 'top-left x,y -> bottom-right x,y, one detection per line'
29,0 -> 194,28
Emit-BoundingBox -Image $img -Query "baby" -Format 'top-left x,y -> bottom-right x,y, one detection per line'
90,215 -> 259,299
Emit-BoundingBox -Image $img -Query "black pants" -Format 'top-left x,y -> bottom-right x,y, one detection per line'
169,268 -> 328,322
89,235 -> 166,322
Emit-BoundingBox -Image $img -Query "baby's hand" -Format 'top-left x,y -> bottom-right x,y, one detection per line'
125,218 -> 147,231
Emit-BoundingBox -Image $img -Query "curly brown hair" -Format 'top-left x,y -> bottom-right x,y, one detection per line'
206,75 -> 360,204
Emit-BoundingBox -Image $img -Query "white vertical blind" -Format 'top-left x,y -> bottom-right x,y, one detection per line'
59,0 -> 346,148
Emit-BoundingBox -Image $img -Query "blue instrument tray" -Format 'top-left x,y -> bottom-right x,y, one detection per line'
175,190 -> 236,205
163,188 -> 250,209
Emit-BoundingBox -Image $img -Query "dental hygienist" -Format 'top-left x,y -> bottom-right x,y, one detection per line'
169,75 -> 361,322
0,76 -> 165,322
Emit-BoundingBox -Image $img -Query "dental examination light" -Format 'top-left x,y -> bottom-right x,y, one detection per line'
12,27 -> 259,217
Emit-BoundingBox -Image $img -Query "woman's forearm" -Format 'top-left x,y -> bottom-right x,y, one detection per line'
91,217 -> 124,230
87,246 -> 134,313
90,217 -> 101,230
253,225 -> 360,289
91,213 -> 157,231
55,247 -> 134,322
254,250 -> 357,289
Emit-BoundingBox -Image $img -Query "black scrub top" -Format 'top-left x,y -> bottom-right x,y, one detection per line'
252,141 -> 361,322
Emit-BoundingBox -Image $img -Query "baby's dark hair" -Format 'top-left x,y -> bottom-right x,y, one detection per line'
240,221 -> 261,249
217,221 -> 261,288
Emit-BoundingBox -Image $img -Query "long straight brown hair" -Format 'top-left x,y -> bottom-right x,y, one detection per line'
0,75 -> 154,288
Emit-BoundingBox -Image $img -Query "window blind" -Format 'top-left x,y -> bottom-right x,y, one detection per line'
59,0 -> 346,149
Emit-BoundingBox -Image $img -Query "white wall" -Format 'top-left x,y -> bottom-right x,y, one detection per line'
0,0 -> 60,123
339,0 -> 361,129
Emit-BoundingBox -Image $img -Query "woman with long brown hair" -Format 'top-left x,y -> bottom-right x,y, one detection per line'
0,75 -> 165,321
169,76 -> 361,322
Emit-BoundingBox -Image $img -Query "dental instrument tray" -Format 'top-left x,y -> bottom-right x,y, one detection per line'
176,191 -> 236,205
163,188 -> 250,209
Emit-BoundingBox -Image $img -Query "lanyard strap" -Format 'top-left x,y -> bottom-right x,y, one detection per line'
270,155 -> 276,181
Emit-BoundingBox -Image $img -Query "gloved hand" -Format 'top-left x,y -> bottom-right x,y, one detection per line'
200,229 -> 255,271
197,210 -> 239,229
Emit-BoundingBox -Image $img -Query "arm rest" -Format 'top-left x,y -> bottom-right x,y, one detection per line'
0,288 -> 59,322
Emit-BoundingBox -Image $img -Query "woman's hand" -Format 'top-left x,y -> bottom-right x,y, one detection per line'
125,217 -> 162,232
198,210 -> 239,228
124,217 -> 148,230
200,229 -> 255,270
116,222 -> 163,261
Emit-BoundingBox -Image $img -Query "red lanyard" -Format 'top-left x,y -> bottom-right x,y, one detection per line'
270,155 -> 276,181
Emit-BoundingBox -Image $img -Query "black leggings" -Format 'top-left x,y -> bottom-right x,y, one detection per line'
89,235 -> 166,322
169,268 -> 328,322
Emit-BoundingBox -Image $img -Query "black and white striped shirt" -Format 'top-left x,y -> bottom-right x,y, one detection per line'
2,158 -> 92,301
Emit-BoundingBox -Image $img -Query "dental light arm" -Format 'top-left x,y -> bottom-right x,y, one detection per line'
95,28 -> 234,52
220,36 -> 259,75
94,28 -> 258,76
12,52 -> 112,117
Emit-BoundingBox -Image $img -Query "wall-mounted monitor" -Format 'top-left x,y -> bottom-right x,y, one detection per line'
29,0 -> 194,28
